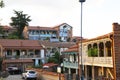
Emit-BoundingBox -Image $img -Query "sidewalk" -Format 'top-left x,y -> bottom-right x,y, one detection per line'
41,74 -> 59,80
26,68 -> 64,80
40,71 -> 64,80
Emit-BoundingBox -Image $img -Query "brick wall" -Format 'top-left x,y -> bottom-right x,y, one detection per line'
113,23 -> 120,80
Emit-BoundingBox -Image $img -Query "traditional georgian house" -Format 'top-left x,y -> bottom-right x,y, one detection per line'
62,23 -> 120,80
0,39 -> 45,71
23,23 -> 73,42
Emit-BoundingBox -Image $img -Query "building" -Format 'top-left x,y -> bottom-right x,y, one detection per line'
39,40 -> 76,60
62,44 -> 79,80
0,39 -> 45,71
23,23 -> 73,42
0,25 -> 16,38
62,23 -> 120,80
0,39 -> 75,71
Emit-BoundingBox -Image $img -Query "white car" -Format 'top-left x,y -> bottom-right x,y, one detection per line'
22,70 -> 37,80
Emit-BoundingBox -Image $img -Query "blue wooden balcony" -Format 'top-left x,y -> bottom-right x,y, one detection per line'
63,61 -> 78,69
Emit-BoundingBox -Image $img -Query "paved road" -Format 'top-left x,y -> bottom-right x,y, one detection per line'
3,73 -> 61,80
4,74 -> 23,80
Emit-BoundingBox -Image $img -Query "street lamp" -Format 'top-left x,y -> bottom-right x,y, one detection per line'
79,0 -> 85,80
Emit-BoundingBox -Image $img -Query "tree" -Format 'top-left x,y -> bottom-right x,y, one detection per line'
0,0 -> 5,8
7,31 -> 19,39
88,47 -> 98,57
48,51 -> 62,64
10,10 -> 31,39
0,25 -> 6,38
0,26 -> 4,34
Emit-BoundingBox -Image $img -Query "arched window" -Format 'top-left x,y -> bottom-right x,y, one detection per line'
99,42 -> 104,57
105,41 -> 112,57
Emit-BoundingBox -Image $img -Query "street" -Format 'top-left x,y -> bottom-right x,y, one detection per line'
3,74 -> 60,80
4,74 -> 23,80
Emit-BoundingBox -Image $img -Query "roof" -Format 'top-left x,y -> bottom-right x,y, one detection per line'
52,23 -> 72,29
3,59 -> 33,63
62,44 -> 78,53
83,32 -> 113,42
0,39 -> 42,49
43,63 -> 58,68
0,25 -> 16,30
39,40 -> 75,48
28,26 -> 57,31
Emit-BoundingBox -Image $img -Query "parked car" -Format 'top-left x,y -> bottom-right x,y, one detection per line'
6,66 -> 20,75
22,70 -> 37,80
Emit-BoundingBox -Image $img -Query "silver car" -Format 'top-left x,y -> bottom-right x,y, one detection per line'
22,70 -> 37,80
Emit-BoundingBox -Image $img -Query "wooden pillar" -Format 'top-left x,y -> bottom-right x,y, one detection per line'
92,66 -> 95,80
85,65 -> 87,79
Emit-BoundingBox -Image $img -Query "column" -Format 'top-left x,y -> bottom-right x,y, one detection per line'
76,69 -> 79,80
85,65 -> 87,80
103,41 -> 106,57
97,42 -> 100,57
35,59 -> 39,66
41,49 -> 45,64
68,68 -> 71,80
92,66 -> 95,80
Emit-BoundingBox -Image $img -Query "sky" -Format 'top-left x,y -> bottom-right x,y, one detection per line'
0,0 -> 120,39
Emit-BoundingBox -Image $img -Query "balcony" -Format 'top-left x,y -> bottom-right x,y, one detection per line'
84,57 -> 113,67
63,61 -> 78,69
5,55 -> 41,59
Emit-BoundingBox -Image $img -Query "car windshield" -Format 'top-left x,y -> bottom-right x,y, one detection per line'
29,71 -> 35,74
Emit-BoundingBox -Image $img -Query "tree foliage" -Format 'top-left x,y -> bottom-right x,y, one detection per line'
0,0 -> 5,8
88,48 -> 98,57
7,31 -> 19,39
48,51 -> 62,64
0,26 -> 7,39
10,10 -> 31,39
0,26 -> 4,34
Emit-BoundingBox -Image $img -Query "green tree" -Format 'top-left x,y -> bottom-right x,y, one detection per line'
0,0 -> 5,8
10,10 -> 31,39
48,51 -> 62,64
88,48 -> 98,57
0,25 -> 6,38
0,26 -> 4,34
7,31 -> 19,39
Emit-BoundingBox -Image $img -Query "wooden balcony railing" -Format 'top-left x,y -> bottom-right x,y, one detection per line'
5,55 -> 41,59
63,61 -> 78,69
63,57 -> 113,68
83,57 -> 113,67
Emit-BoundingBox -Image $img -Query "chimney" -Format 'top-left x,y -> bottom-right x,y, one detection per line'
112,22 -> 120,79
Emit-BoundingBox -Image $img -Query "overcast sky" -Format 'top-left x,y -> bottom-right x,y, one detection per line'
0,0 -> 120,38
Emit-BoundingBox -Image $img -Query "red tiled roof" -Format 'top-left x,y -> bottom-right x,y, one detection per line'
0,39 -> 42,49
28,26 -> 57,31
3,59 -> 33,63
39,40 -> 75,48
43,63 -> 58,67
83,32 -> 113,42
62,44 -> 78,53
52,23 -> 72,29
